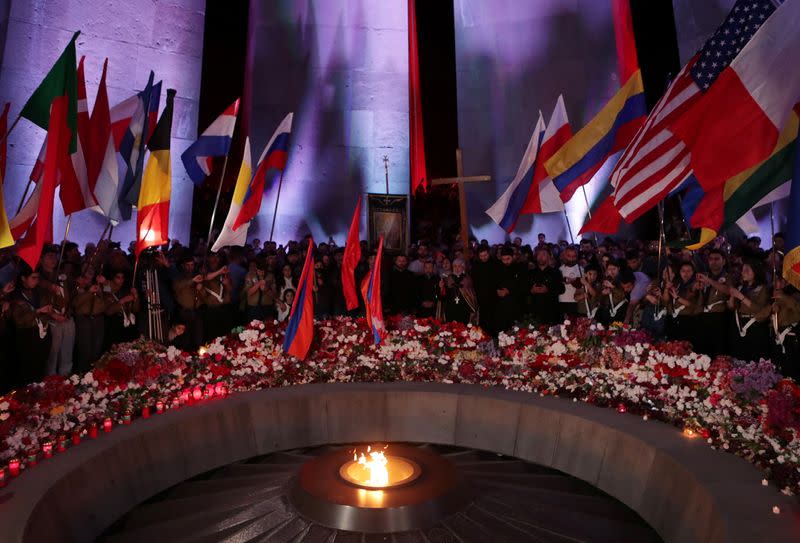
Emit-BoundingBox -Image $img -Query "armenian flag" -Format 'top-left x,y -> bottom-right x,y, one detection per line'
360,235 -> 386,345
283,240 -> 315,360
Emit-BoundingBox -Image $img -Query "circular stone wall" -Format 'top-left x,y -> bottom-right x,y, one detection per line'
0,383 -> 797,542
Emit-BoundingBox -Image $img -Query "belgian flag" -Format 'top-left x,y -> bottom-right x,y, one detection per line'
136,88 -> 176,258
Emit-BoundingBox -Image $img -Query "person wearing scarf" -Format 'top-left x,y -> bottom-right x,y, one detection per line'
664,261 -> 702,345
727,260 -> 771,363
104,271 -> 141,349
11,265 -> 53,386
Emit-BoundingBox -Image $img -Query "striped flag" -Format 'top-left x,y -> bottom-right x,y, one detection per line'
671,0 -> 800,192
233,113 -> 292,231
342,196 -> 362,311
521,95 -> 572,215
485,112 -> 546,232
135,89 -> 175,257
283,240 -> 315,360
546,0 -> 647,205
611,0 -> 781,222
210,137 -> 253,252
784,109 -> 800,290
360,235 -> 386,345
118,74 -> 161,220
181,98 -> 239,185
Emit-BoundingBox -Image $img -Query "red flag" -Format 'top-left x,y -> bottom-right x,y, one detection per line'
408,0 -> 427,194
579,196 -> 622,236
342,196 -> 362,310
87,58 -> 112,193
59,56 -> 95,216
360,235 -> 386,345
18,96 -> 69,268
283,240 -> 315,360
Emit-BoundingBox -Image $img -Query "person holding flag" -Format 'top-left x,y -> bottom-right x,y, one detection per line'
283,238 -> 315,360
360,235 -> 386,345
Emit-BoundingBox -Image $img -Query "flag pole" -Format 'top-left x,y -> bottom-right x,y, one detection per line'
580,184 -> 600,247
0,116 -> 20,148
56,214 -> 73,275
268,170 -> 286,243
84,220 -> 112,275
15,179 -> 33,214
204,152 -> 233,263
655,200 -> 666,317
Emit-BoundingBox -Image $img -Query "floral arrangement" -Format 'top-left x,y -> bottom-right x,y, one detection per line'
0,316 -> 798,499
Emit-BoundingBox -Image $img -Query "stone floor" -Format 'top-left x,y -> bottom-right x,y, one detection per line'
100,444 -> 663,543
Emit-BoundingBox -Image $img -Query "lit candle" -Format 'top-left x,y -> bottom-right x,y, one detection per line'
142,406 -> 151,419
683,427 -> 696,438
72,431 -> 81,445
204,384 -> 215,398
171,398 -> 180,409
179,389 -> 190,404
0,468 -> 6,487
192,386 -> 203,401
42,442 -> 54,458
617,403 -> 626,414
8,459 -> 20,477
57,436 -> 67,452
215,382 -> 227,397
88,424 -> 98,439
156,401 -> 165,414
103,418 -> 113,433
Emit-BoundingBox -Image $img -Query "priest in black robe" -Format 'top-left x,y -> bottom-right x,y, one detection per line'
528,247 -> 565,325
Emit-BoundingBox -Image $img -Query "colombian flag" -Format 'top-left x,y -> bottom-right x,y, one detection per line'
360,235 -> 386,345
135,88 -> 175,257
545,0 -> 646,204
211,137 -> 253,252
283,240 -> 315,360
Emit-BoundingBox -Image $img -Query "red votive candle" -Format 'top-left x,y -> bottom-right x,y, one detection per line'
72,431 -> 81,445
103,418 -> 113,433
42,442 -> 54,458
204,384 -> 215,398
214,382 -> 226,397
156,401 -> 165,414
26,451 -> 37,467
171,398 -> 180,409
192,386 -> 203,401
88,424 -> 98,439
57,436 -> 67,452
0,467 -> 6,487
616,403 -> 626,414
180,389 -> 190,404
8,459 -> 20,477
123,412 -> 132,425
142,406 -> 150,419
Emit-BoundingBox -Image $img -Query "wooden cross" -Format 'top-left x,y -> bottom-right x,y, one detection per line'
431,148 -> 491,258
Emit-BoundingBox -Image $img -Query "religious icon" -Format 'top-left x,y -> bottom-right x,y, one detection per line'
367,194 -> 408,254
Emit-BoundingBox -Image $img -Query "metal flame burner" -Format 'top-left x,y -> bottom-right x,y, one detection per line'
290,444 -> 469,533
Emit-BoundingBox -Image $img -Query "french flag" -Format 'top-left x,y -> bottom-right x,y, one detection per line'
485,112 -> 546,232
233,112 -> 293,231
521,95 -> 572,215
283,240 -> 315,360
181,98 -> 240,185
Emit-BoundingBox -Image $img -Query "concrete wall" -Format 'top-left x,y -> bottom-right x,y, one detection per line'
0,383 -> 796,543
0,0 -> 206,249
246,0 -> 409,244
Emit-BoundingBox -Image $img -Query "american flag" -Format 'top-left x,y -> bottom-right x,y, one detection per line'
610,0 -> 780,222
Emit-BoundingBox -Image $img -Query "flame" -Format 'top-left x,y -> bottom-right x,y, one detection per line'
356,446 -> 389,487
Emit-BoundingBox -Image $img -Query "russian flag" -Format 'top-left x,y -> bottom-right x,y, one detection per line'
181,98 -> 240,185
521,94 -> 572,215
283,240 -> 315,360
485,112 -> 546,232
360,235 -> 386,345
233,113 -> 293,231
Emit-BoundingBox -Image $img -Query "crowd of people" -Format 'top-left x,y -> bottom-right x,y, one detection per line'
0,230 -> 797,393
